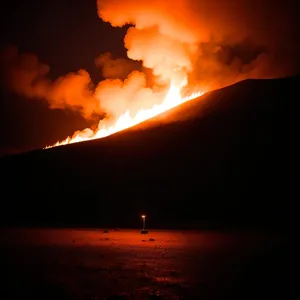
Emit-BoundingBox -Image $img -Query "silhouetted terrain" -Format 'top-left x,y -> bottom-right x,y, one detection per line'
1,76 -> 298,229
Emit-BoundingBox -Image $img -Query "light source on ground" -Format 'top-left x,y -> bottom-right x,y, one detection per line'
141,215 -> 148,234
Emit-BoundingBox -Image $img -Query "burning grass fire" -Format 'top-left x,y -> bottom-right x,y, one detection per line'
45,81 -> 204,148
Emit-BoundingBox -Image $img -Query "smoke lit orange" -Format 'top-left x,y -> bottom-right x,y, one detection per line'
45,80 -> 204,148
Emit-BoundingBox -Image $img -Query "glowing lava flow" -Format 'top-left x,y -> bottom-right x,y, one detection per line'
45,83 -> 204,149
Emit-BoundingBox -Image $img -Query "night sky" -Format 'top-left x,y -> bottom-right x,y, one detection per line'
1,0 -> 299,156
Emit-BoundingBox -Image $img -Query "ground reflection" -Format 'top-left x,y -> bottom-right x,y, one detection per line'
1,228 -> 282,299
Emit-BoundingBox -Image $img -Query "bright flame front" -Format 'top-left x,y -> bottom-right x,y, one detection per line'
45,82 -> 204,149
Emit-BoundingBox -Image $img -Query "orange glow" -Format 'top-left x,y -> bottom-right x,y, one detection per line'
2,0 -> 297,153
141,215 -> 146,219
43,0 -> 210,150
45,80 -> 204,149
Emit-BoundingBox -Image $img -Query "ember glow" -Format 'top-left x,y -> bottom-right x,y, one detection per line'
45,81 -> 204,148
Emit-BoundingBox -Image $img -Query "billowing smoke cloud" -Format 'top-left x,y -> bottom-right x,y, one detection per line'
1,0 -> 298,123
187,39 -> 269,91
0,45 -> 100,118
98,0 -> 299,92
98,0 -> 199,86
0,45 -> 166,122
95,52 -> 141,80
95,70 -> 164,118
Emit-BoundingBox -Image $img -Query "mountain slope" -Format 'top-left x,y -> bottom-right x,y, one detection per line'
0,76 -> 298,229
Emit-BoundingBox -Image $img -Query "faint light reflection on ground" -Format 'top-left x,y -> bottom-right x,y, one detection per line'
0,228 -> 281,299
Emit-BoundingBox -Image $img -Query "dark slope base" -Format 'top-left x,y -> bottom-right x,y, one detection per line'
1,76 -> 298,229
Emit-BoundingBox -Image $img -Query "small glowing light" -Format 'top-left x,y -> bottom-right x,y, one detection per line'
141,214 -> 146,231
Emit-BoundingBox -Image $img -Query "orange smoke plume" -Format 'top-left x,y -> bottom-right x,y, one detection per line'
98,0 -> 299,91
95,52 -> 141,80
98,0 -> 199,86
0,45 -> 100,118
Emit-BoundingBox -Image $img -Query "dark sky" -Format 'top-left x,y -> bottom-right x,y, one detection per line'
0,0 -> 299,156
0,0 -> 127,79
